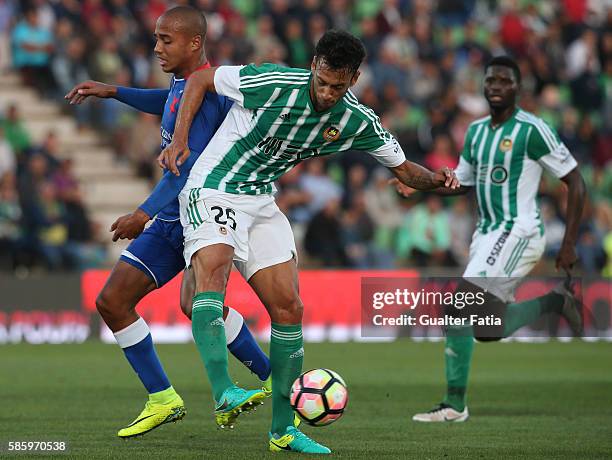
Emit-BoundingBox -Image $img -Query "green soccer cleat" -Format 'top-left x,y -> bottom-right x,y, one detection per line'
117,395 -> 186,438
214,385 -> 266,429
269,426 -> 331,454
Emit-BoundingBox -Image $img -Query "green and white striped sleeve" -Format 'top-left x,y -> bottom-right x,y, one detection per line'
351,112 -> 405,168
214,63 -> 309,110
526,120 -> 577,178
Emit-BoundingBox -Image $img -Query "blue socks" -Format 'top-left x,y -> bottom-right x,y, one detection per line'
228,323 -> 271,381
224,306 -> 271,381
113,310 -> 271,397
114,317 -> 171,394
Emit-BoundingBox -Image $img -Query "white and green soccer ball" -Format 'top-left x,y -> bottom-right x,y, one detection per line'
290,369 -> 348,426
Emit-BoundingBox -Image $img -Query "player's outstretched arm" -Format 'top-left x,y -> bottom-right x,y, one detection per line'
556,167 -> 586,274
389,177 -> 472,198
390,161 -> 460,192
64,80 -> 168,115
157,68 -> 217,176
65,80 -> 117,104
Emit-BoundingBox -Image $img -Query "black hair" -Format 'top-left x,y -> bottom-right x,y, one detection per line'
485,55 -> 521,83
162,6 -> 207,38
314,29 -> 366,75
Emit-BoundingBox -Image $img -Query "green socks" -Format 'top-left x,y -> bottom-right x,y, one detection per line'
503,292 -> 564,337
443,326 -> 474,411
192,292 -> 233,402
270,323 -> 303,435
441,291 -> 564,412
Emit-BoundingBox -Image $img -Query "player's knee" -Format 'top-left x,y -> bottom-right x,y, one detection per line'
96,284 -> 135,320
95,289 -> 118,320
269,291 -> 303,324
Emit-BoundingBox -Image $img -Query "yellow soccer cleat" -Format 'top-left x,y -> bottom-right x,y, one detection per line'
117,395 -> 186,438
262,376 -> 272,397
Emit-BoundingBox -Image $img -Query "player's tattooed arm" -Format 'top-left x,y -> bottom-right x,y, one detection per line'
390,178 -> 472,198
158,67 -> 218,176
556,167 -> 586,273
389,161 -> 471,198
390,161 -> 460,192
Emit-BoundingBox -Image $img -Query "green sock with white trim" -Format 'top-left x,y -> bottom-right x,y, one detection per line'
443,326 -> 473,412
192,291 -> 233,402
270,323 -> 303,435
503,292 -> 564,337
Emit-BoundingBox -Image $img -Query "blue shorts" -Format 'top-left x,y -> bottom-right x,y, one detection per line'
120,219 -> 185,288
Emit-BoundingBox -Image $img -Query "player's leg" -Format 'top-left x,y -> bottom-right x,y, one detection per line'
189,243 -> 235,400
249,260 -> 303,432
413,228 -> 511,422
414,229 -> 580,423
500,233 -> 582,336
180,188 -> 265,427
99,221 -> 189,437
249,261 -> 328,454
240,203 -> 329,454
188,244 -> 265,427
98,262 -> 185,438
180,266 -> 271,387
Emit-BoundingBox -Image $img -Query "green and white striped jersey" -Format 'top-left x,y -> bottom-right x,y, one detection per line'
184,63 -> 406,195
454,108 -> 577,235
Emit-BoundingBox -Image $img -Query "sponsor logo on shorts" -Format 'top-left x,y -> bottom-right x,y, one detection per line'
219,226 -> 227,235
486,230 -> 510,266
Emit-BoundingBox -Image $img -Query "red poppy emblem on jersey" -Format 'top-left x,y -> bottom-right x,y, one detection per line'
323,126 -> 341,142
170,96 -> 180,113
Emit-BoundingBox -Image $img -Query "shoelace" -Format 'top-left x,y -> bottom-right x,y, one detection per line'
428,404 -> 450,413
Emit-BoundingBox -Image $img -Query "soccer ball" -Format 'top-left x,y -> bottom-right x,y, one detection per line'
290,369 -> 348,426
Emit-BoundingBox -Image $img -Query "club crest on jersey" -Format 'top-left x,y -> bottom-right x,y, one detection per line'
323,126 -> 341,142
499,137 -> 513,152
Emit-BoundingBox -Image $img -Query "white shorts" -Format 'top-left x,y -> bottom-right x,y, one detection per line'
462,227 -> 545,303
179,187 -> 297,280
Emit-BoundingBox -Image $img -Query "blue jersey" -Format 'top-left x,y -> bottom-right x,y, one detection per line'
114,69 -> 233,287
151,75 -> 233,221
116,69 -> 233,221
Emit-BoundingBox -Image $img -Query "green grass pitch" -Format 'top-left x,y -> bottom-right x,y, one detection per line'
1,341 -> 611,459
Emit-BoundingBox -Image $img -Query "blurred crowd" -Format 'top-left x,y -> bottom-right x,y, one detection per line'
0,0 -> 610,275
0,101 -> 106,272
